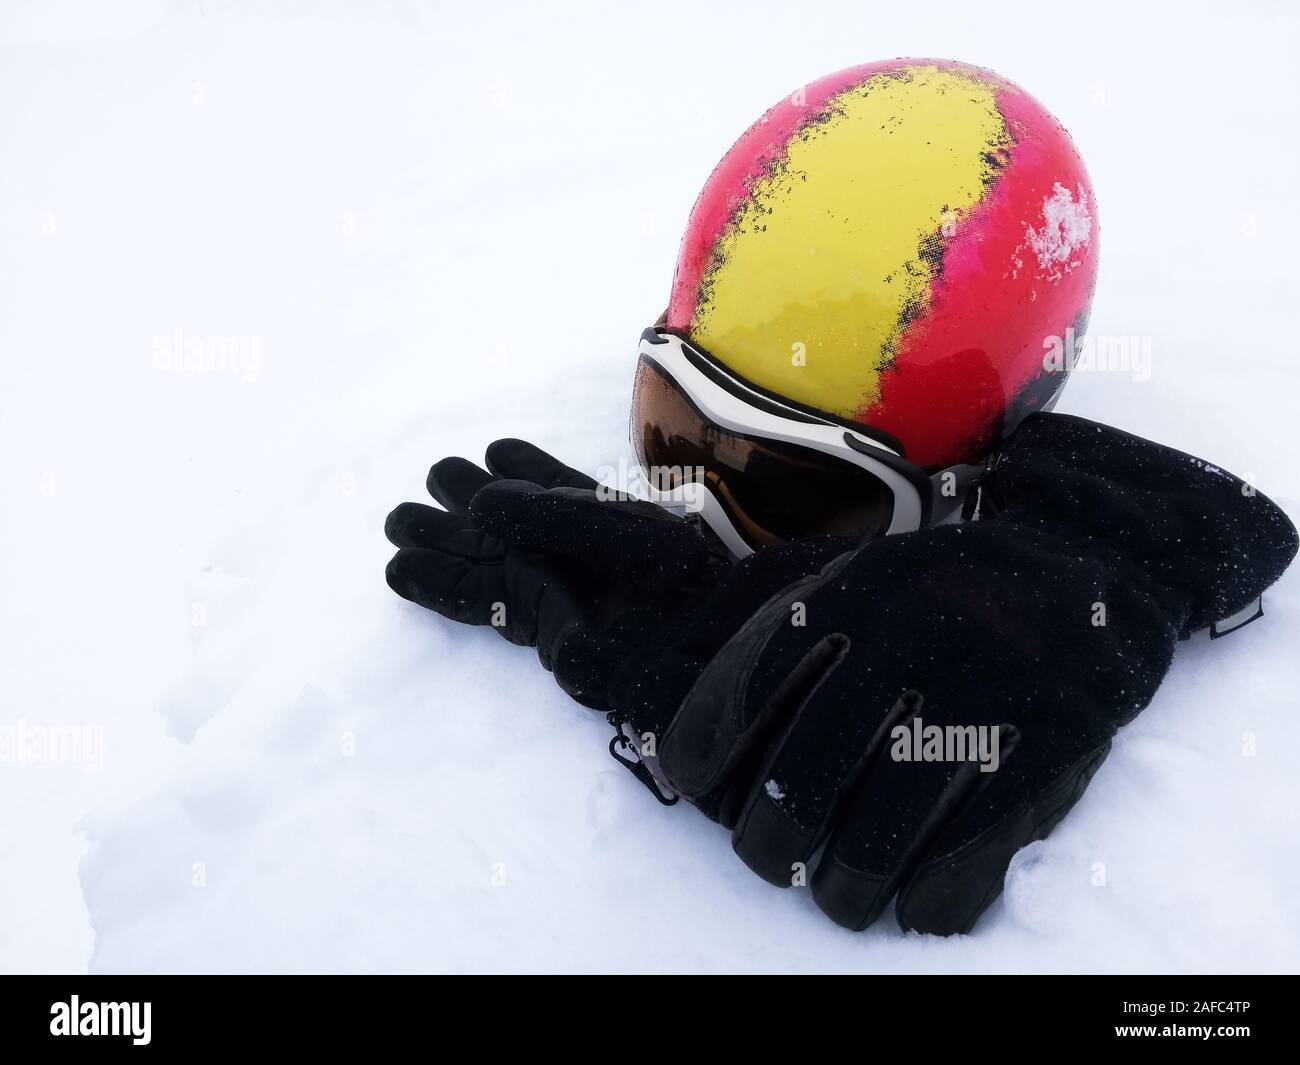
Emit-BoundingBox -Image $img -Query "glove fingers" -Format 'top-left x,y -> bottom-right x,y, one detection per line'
809,722 -> 1012,932
427,456 -> 495,514
728,670 -> 919,887
385,502 -> 482,551
895,733 -> 1109,936
655,570 -> 834,804
385,540 -> 517,635
485,438 -> 599,491
470,479 -> 706,579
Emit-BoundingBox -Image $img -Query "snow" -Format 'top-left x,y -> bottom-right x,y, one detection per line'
2,0 -> 1298,974
1024,182 -> 1092,280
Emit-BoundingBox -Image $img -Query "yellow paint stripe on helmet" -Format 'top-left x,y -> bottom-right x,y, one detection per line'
691,65 -> 1009,419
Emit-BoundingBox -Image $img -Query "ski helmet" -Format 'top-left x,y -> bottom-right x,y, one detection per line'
632,58 -> 1098,553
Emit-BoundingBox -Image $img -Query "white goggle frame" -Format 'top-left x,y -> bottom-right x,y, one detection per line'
633,330 -> 938,557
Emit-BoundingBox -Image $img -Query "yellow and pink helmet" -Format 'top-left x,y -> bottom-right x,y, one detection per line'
633,59 -> 1098,553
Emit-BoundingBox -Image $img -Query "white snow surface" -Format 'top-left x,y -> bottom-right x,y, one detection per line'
2,0 -> 1298,974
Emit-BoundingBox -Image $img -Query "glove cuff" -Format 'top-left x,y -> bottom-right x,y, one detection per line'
977,413 -> 1298,635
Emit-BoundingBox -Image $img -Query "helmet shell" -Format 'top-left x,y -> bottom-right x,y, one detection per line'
667,59 -> 1098,470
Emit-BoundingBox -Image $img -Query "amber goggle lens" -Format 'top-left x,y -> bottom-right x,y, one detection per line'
630,356 -> 895,548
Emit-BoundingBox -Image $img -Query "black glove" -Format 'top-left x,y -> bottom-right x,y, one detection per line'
384,439 -> 848,711
385,417 -> 1296,935
580,413 -> 1297,933
385,439 -> 699,688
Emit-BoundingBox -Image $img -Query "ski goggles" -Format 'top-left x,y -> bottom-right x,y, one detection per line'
630,329 -> 938,557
